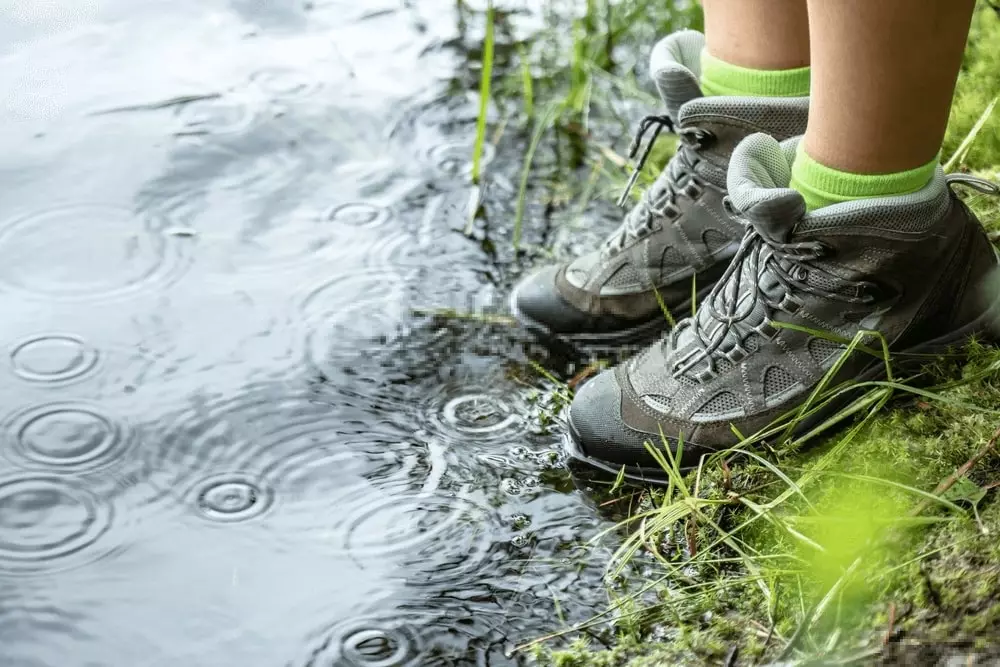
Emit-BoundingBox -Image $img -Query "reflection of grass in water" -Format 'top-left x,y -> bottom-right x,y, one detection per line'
460,0 -> 1000,664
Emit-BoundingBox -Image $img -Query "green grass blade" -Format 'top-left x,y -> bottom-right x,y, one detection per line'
651,284 -> 678,328
775,467 -> 969,516
513,101 -> 562,250
726,448 -> 816,510
944,95 -> 998,172
470,1 -> 495,186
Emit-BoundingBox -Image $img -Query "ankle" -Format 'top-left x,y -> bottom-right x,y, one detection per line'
699,49 -> 811,98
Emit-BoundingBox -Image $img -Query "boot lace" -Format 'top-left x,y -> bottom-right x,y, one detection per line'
606,115 -> 714,254
670,202 -> 878,379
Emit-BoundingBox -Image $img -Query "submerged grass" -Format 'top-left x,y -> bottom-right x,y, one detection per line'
468,0 -> 1000,664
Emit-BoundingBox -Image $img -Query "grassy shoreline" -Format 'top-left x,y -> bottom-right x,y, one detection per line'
469,1 -> 1000,664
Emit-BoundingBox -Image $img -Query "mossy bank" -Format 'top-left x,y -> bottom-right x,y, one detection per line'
469,0 -> 1000,664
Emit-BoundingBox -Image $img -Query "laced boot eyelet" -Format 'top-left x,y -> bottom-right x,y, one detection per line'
726,346 -> 748,363
685,179 -> 704,200
814,241 -> 834,258
778,295 -> 802,314
685,128 -> 715,149
862,282 -> 891,304
664,203 -> 682,220
756,321 -> 780,340
855,283 -> 882,303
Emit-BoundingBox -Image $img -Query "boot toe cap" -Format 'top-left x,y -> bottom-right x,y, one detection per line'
511,266 -> 590,334
568,370 -> 661,468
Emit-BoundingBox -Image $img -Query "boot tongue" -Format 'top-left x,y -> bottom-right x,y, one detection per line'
649,30 -> 706,121
727,133 -> 806,242
743,192 -> 805,243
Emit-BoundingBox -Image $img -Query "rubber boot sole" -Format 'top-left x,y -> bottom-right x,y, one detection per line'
508,281 -> 717,351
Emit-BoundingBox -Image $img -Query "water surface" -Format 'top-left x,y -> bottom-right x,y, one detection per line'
0,1 -> 622,664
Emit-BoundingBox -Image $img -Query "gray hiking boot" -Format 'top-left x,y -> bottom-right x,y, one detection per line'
510,30 -> 809,345
567,133 -> 1000,483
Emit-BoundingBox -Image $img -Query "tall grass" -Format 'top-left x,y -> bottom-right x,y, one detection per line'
470,1 -> 495,186
468,0 -> 703,249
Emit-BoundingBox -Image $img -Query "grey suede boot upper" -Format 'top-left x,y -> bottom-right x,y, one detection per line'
511,30 -> 810,344
568,133 -> 1000,477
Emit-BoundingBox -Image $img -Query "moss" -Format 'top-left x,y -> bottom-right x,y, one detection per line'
944,5 -> 1000,171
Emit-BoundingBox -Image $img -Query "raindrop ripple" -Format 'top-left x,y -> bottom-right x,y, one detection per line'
0,475 -> 114,576
9,334 -> 100,384
6,403 -> 132,474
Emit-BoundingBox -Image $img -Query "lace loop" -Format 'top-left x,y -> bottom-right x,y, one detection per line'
617,115 -> 675,208
945,173 -> 1000,195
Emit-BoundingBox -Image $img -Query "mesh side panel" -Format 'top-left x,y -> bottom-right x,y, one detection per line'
602,263 -> 644,290
797,170 -> 950,233
861,247 -> 896,264
805,269 -> 860,297
808,337 -> 844,365
660,246 -> 686,273
744,335 -> 760,353
727,134 -> 799,211
702,229 -> 730,253
763,366 -> 798,398
643,395 -> 673,413
694,160 -> 728,189
650,31 -> 705,119
675,374 -> 698,388
714,357 -> 734,374
679,97 -> 809,139
806,271 -> 840,292
695,391 -> 740,416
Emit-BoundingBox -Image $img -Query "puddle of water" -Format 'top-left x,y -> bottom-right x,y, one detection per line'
0,1 -> 619,665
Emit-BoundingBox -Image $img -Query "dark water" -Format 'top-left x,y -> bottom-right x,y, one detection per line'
0,2 -> 621,665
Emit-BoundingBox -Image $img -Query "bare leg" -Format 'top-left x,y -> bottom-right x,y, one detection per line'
803,0 -> 975,173
702,0 -> 810,69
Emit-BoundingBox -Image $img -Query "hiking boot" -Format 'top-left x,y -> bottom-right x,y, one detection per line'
510,30 -> 809,345
566,133 -> 1000,483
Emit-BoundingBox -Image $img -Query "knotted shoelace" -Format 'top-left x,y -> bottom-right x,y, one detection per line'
670,207 -> 876,378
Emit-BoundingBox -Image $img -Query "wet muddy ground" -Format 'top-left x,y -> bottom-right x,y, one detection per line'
0,2 -> 623,665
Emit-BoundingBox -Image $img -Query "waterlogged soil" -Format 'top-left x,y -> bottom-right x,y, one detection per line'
0,2 -> 621,665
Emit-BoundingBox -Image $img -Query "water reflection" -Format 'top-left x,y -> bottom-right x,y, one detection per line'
0,0 -> 615,665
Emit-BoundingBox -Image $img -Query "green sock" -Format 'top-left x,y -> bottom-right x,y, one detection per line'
790,144 -> 939,211
700,49 -> 811,98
